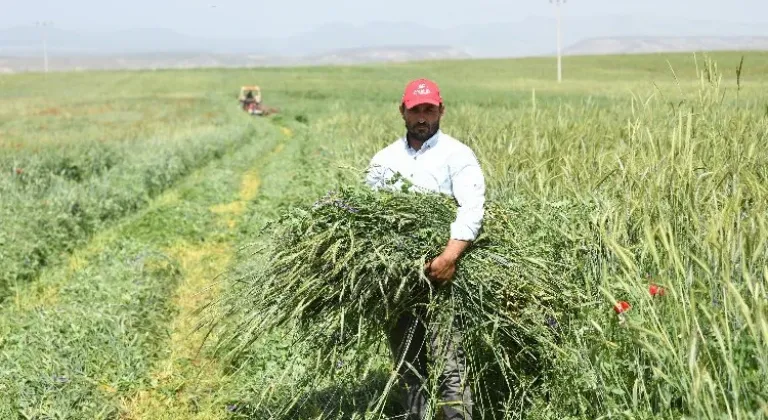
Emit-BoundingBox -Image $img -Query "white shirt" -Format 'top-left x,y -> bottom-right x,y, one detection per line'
365,129 -> 486,241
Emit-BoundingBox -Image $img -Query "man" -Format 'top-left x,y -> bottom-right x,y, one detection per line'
365,78 -> 486,420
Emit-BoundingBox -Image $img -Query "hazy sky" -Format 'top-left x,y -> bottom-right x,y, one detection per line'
2,0 -> 766,38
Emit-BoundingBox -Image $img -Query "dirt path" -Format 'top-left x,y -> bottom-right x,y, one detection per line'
120,131 -> 291,419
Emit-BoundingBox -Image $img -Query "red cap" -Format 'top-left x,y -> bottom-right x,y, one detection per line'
402,78 -> 442,109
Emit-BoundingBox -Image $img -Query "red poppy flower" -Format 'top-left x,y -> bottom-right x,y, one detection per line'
649,284 -> 664,297
613,301 -> 631,314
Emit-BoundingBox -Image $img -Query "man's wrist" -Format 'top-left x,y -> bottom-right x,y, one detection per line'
442,239 -> 471,262
440,252 -> 459,263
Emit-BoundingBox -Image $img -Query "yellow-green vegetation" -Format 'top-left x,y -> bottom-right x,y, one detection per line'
1,51 -> 767,419
0,72 -> 268,295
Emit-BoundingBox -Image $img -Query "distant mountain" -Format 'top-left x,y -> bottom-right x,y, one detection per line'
0,26 -> 268,56
0,46 -> 470,73
564,36 -> 768,56
304,45 -> 470,65
266,22 -> 438,57
2,16 -> 768,72
3,16 -> 768,59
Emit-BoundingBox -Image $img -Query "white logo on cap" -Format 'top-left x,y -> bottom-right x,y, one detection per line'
413,83 -> 431,95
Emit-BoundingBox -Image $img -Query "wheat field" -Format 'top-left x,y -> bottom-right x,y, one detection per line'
0,51 -> 767,419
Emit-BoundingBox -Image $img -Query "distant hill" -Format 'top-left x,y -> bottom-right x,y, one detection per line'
4,16 -> 768,57
0,46 -> 470,73
565,36 -> 768,56
304,45 -> 470,65
237,17 -> 768,59
0,27 -> 265,56
2,16 -> 768,72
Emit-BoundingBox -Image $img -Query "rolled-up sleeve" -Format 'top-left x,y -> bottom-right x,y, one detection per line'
449,148 -> 486,241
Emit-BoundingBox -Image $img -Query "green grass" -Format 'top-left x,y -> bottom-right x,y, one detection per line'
0,127 -> 284,419
0,70 -> 282,298
1,50 -> 767,419
0,124 -> 269,299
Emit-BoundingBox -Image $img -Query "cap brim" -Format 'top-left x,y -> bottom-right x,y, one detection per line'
403,98 -> 441,109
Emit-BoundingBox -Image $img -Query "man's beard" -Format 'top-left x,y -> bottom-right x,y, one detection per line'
406,120 -> 440,142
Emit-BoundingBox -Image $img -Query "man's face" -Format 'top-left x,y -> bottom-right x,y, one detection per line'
401,102 -> 444,142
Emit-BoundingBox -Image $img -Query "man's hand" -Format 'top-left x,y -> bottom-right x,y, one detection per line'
425,253 -> 457,286
424,239 -> 471,286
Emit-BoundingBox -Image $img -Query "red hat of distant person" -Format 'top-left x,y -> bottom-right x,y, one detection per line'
402,78 -> 442,109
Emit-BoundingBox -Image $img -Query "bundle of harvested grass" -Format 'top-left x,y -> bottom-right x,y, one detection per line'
209,186 -> 599,418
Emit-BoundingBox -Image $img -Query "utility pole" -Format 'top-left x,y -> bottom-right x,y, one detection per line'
36,21 -> 53,73
550,0 -> 565,83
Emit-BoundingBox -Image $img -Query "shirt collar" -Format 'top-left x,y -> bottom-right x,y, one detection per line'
402,129 -> 441,154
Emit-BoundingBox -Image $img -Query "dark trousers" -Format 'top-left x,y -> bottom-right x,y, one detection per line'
386,308 -> 473,420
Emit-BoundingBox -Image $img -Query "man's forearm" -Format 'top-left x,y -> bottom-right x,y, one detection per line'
442,239 -> 472,262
